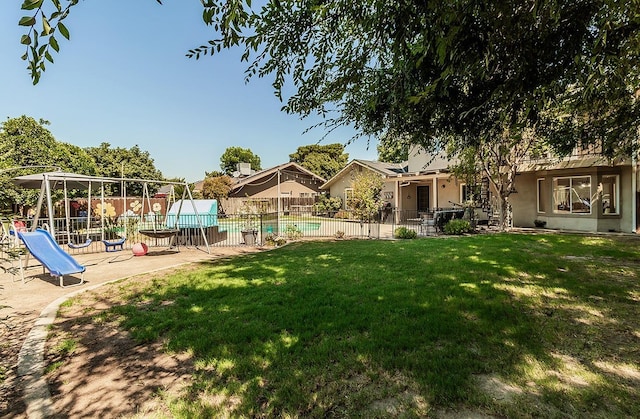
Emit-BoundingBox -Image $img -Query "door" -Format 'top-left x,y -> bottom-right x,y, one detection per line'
417,186 -> 430,212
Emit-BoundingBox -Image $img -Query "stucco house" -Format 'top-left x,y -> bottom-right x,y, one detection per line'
321,145 -> 639,233
511,151 -> 638,233
228,162 -> 325,199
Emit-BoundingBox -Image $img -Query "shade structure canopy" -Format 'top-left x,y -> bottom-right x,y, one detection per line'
11,171 -> 211,253
12,171 -> 116,190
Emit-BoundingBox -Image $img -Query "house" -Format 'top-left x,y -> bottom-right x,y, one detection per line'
214,162 -> 326,213
321,145 -> 639,233
321,149 -> 473,220
228,162 -> 325,199
511,151 -> 638,233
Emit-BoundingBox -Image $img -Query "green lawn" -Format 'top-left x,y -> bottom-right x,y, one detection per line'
57,233 -> 640,417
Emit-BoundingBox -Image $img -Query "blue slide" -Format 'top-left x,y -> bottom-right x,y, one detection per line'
18,229 -> 85,287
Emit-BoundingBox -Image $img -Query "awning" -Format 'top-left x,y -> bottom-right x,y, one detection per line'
12,171 -> 116,190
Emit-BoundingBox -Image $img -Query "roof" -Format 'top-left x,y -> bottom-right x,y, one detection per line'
518,155 -> 631,172
320,159 -> 409,190
414,153 -> 453,173
231,162 -> 326,191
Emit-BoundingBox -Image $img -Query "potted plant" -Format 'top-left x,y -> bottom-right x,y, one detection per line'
239,205 -> 259,245
534,219 -> 547,228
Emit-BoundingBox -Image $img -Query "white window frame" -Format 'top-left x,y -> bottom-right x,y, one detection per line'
537,178 -> 546,213
601,174 -> 620,215
460,183 -> 479,203
552,176 -> 592,215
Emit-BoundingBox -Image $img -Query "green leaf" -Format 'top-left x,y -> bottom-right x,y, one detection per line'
21,52 -> 28,60
20,34 -> 32,45
58,22 -> 70,40
45,51 -> 54,63
49,36 -> 59,52
19,16 -> 36,26
42,15 -> 51,35
21,0 -> 43,11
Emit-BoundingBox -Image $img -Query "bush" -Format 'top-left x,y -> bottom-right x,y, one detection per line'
264,233 -> 287,246
534,219 -> 547,228
444,219 -> 472,235
284,224 -> 303,240
314,195 -> 343,214
334,210 -> 352,219
394,226 -> 417,239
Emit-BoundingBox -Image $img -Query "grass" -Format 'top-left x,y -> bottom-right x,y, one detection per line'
61,233 -> 640,417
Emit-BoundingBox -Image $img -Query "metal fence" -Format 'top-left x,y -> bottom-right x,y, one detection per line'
4,206 -> 469,255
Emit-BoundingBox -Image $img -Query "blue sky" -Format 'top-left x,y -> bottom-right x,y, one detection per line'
0,1 -> 378,182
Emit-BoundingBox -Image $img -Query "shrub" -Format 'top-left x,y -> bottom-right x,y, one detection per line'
444,219 -> 472,235
264,233 -> 287,246
314,195 -> 343,214
334,210 -> 352,219
394,226 -> 417,239
534,219 -> 547,228
284,224 -> 303,240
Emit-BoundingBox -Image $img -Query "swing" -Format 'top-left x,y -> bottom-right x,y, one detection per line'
138,183 -> 179,242
102,237 -> 126,252
64,179 -> 93,249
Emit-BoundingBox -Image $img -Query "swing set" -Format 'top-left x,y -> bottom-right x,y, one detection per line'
11,171 -> 212,254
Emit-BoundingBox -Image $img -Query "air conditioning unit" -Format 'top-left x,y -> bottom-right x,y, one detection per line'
237,162 -> 252,176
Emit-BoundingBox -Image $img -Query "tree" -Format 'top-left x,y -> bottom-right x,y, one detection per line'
377,133 -> 409,163
16,2 -> 640,198
220,147 -> 261,175
348,170 -> 384,222
201,175 -> 233,214
289,143 -> 348,180
0,115 -> 97,212
84,142 -> 164,196
162,177 -> 189,200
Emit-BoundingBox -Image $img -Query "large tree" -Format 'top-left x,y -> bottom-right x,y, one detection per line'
348,170 -> 385,222
220,146 -> 261,175
377,133 -> 409,164
0,115 -> 97,212
84,142 -> 164,196
201,174 -> 233,213
289,143 -> 348,180
16,2 -> 640,221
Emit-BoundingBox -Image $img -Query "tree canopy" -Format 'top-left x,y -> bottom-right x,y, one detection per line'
84,142 -> 164,196
377,133 -> 409,164
220,146 -> 261,175
17,1 -> 640,161
201,175 -> 233,213
348,170 -> 385,221
0,115 -> 97,211
289,143 -> 348,180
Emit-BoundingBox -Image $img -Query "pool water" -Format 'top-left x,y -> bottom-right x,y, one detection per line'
218,222 -> 321,233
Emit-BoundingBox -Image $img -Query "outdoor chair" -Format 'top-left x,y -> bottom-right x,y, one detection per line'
419,214 -> 437,235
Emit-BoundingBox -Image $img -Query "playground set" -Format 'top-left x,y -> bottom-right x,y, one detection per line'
2,171 -> 226,287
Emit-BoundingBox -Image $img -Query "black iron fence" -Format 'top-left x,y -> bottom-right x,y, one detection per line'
3,206 -> 470,255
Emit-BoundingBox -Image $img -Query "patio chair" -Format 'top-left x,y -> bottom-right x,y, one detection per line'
419,213 -> 437,235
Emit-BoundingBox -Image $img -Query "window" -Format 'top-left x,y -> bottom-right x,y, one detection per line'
553,176 -> 592,214
537,178 -> 546,213
344,188 -> 354,210
601,175 -> 619,215
460,183 -> 480,203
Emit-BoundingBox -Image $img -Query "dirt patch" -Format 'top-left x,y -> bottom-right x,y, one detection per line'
46,271 -> 194,418
0,307 -> 39,417
0,246 -> 263,418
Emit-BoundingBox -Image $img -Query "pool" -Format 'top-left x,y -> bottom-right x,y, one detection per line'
218,222 -> 321,234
